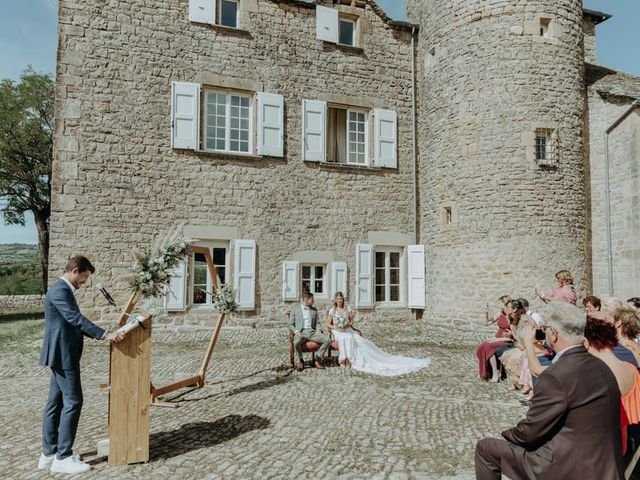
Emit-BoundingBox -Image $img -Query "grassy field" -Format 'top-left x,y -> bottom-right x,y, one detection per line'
0,243 -> 43,295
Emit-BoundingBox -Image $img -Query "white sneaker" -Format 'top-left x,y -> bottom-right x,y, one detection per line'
37,453 -> 55,470
50,455 -> 91,474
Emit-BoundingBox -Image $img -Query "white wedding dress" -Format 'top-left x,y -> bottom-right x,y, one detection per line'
329,306 -> 430,377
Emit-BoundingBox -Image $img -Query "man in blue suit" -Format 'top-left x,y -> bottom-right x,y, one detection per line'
38,255 -> 124,475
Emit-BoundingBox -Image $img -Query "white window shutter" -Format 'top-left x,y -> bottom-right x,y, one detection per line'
316,5 -> 338,43
282,261 -> 299,301
374,109 -> 397,168
171,81 -> 200,150
234,239 -> 256,310
407,245 -> 426,309
330,261 -> 348,299
189,0 -> 216,24
165,261 -> 188,311
302,99 -> 326,162
355,244 -> 373,308
257,92 -> 284,157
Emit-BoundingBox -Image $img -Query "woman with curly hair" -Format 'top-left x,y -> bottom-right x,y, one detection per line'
614,307 -> 640,364
535,269 -> 577,305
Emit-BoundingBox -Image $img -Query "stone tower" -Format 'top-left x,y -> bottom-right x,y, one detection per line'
407,0 -> 588,321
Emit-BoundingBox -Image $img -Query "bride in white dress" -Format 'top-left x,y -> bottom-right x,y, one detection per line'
327,292 -> 430,377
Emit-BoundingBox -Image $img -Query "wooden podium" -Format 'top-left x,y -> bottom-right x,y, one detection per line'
108,313 -> 152,465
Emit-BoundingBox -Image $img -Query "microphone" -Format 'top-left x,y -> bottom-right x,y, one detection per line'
96,283 -> 117,307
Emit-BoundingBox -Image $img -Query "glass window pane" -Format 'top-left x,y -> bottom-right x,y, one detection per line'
390,286 -> 399,302
230,140 -> 239,151
302,280 -> 311,293
217,267 -> 225,285
375,269 -> 385,285
390,252 -> 400,268
390,269 -> 399,285
239,141 -> 249,152
302,266 -> 311,278
375,285 -> 384,302
240,97 -> 249,108
213,248 -> 226,266
315,280 -> 323,293
375,252 -> 385,268
193,288 -> 207,304
314,266 -> 324,278
339,20 -> 354,46
220,0 -> 238,28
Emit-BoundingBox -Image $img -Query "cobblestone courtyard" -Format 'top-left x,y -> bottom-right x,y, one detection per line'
0,317 -> 526,479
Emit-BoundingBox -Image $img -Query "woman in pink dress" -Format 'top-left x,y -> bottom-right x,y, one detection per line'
535,269 -> 577,305
476,296 -> 515,382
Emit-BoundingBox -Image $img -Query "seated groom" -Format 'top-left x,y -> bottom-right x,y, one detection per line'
475,301 -> 624,480
288,292 -> 330,371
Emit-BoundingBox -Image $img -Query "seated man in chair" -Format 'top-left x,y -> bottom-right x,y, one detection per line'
289,292 -> 330,371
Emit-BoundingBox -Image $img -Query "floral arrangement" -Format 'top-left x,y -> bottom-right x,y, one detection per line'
200,284 -> 238,314
334,313 -> 349,329
122,229 -> 191,298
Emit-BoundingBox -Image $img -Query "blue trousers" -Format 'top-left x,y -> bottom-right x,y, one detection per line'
42,367 -> 83,459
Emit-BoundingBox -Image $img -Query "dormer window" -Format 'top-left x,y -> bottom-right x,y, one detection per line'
338,17 -> 356,46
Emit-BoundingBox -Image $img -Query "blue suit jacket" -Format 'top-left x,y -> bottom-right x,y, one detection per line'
39,279 -> 106,370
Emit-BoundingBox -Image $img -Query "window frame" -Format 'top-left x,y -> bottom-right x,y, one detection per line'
534,128 -> 557,166
190,241 -> 230,309
327,104 -> 370,166
338,16 -> 356,47
203,88 -> 254,155
300,263 -> 328,298
218,0 -> 240,29
374,247 -> 405,306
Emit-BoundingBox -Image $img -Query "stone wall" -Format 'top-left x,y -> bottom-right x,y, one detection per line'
0,295 -> 45,313
586,64 -> 640,300
408,0 -> 588,322
51,0 -> 417,325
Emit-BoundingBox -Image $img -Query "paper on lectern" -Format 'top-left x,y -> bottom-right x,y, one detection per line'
116,315 -> 145,334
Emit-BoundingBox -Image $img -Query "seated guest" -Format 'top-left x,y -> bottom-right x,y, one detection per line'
534,269 -> 578,305
476,296 -> 513,382
628,297 -> 640,310
585,316 -> 640,454
288,292 -> 330,371
485,295 -> 511,325
586,297 -> 638,367
475,302 -> 624,480
615,307 -> 640,364
583,295 -> 602,314
498,301 -> 528,388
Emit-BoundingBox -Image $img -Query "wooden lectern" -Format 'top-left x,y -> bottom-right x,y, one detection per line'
108,307 -> 152,465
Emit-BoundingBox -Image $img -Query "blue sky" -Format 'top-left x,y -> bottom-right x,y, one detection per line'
1,0 -> 638,244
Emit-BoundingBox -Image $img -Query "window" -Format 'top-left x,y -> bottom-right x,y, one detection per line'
327,106 -> 368,165
539,18 -> 550,37
375,249 -> 401,304
338,18 -> 356,46
205,91 -> 251,153
535,128 -> 556,165
219,0 -> 239,28
443,206 -> 452,225
301,264 -> 326,296
192,244 -> 229,306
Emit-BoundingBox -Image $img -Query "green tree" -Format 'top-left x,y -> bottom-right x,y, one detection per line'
0,68 -> 54,292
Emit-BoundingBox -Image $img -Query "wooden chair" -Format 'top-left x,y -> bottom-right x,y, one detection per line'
288,331 -> 339,368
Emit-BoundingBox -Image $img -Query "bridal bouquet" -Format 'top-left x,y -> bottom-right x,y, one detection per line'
334,314 -> 349,329
126,234 -> 191,298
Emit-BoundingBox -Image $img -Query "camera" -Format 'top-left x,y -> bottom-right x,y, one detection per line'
535,329 -> 546,341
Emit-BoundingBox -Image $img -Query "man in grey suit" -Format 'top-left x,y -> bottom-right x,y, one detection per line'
38,256 -> 124,475
475,302 -> 624,480
288,292 -> 330,371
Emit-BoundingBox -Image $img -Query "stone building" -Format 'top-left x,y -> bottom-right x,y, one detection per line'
51,0 -> 639,325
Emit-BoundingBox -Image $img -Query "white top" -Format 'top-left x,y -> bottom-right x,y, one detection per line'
329,305 -> 352,317
301,305 -> 312,330
527,310 -> 543,325
60,276 -> 76,293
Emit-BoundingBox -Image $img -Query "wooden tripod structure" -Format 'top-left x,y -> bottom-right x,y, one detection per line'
115,246 -> 227,406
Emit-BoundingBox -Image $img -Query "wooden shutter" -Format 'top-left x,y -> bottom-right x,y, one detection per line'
165,260 -> 188,311
407,245 -> 426,309
282,261 -> 299,301
233,239 -> 256,310
189,0 -> 216,24
374,109 -> 397,168
171,81 -> 200,150
302,99 -> 326,162
330,261 -> 348,299
257,92 -> 284,157
355,244 -> 373,308
316,5 -> 338,43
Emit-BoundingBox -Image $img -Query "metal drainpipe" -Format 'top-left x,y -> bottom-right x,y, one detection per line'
411,26 -> 418,245
603,100 -> 640,296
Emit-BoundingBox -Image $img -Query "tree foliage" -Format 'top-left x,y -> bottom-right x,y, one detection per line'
0,67 -> 54,291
